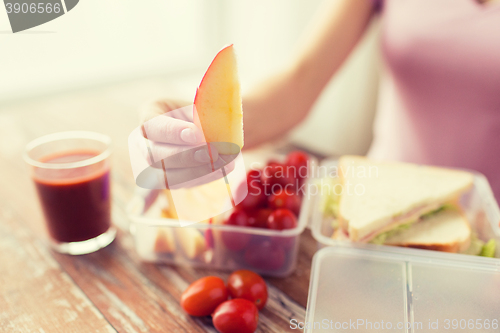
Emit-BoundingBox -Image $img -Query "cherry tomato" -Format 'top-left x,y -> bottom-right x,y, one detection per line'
267,209 -> 298,230
227,270 -> 268,310
260,163 -> 295,193
244,241 -> 286,271
266,160 -> 281,167
236,180 -> 266,211
286,151 -> 309,180
221,231 -> 251,252
246,169 -> 261,183
221,210 -> 252,251
225,209 -> 250,227
181,276 -> 228,316
247,209 -> 273,228
268,190 -> 301,216
271,235 -> 296,251
212,299 -> 259,333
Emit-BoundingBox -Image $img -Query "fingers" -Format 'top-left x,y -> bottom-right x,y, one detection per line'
148,142 -> 219,169
135,98 -> 240,190
142,114 -> 204,145
135,152 -> 238,189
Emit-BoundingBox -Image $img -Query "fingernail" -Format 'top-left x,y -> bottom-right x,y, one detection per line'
181,128 -> 197,144
194,148 -> 211,163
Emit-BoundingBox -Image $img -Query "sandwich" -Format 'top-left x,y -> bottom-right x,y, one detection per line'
383,209 -> 471,253
322,156 -> 496,256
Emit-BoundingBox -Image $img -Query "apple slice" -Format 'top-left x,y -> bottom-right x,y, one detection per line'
194,44 -> 243,155
153,228 -> 176,254
175,228 -> 206,259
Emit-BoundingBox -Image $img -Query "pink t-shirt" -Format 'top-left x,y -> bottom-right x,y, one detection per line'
368,0 -> 500,201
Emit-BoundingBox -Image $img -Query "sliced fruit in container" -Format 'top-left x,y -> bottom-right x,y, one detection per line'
204,218 -> 215,249
175,227 -> 206,259
153,228 -> 176,254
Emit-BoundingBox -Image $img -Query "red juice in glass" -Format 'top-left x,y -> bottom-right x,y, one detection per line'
24,132 -> 115,254
34,150 -> 111,243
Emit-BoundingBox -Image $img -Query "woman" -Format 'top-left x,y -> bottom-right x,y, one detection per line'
141,0 -> 500,200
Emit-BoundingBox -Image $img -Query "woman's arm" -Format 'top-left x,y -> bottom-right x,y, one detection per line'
243,0 -> 376,149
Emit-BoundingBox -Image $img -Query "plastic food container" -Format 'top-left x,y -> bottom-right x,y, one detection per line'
311,158 -> 500,258
304,246 -> 500,333
127,154 -> 315,277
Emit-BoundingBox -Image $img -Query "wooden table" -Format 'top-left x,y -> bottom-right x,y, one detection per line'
0,79 -> 321,332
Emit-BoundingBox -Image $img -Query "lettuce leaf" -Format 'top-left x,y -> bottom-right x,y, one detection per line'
479,239 -> 496,258
420,203 -> 457,220
459,235 -> 496,257
320,177 -> 341,218
461,233 -> 484,256
369,222 -> 414,245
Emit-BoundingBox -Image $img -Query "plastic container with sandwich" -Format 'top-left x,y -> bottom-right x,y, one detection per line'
311,158 -> 500,258
304,246 -> 500,333
127,153 -> 315,277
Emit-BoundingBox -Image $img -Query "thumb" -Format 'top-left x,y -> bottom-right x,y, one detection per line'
142,113 -> 205,145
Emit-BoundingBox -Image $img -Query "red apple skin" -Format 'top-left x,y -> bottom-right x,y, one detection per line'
204,218 -> 214,249
193,44 -> 234,111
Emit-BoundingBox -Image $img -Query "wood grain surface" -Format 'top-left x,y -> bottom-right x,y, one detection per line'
0,79 -> 322,333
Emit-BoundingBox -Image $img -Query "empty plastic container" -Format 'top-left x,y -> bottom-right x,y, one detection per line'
305,246 -> 500,332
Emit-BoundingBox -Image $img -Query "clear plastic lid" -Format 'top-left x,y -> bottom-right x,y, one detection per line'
305,246 -> 500,332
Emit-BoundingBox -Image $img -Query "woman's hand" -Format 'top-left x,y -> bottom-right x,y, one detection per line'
139,99 -> 218,168
136,99 -> 236,189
